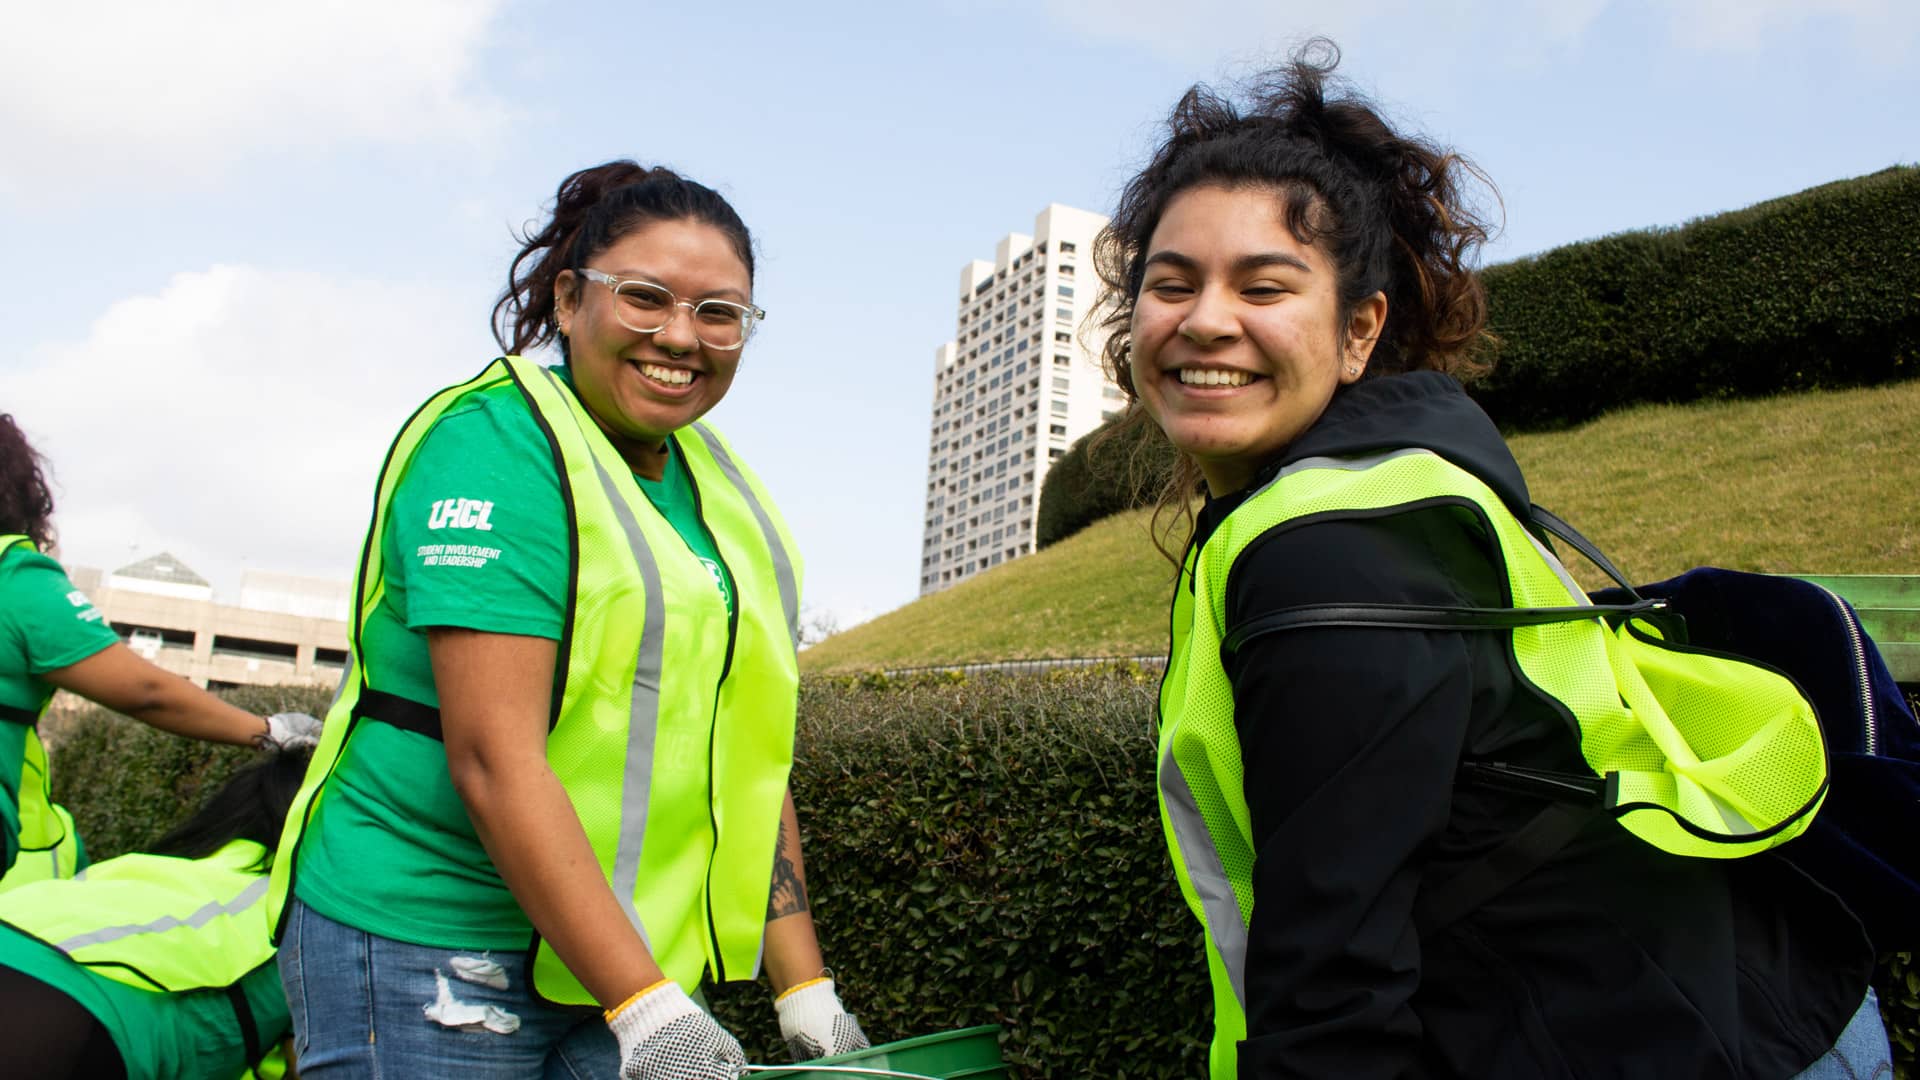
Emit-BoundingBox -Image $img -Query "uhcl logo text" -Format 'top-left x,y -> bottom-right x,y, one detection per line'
428,498 -> 496,531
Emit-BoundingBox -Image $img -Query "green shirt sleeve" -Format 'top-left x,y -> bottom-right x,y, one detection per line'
0,549 -> 119,676
382,389 -> 569,640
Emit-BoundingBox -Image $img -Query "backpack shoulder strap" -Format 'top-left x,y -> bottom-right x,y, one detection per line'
1220,504 -> 1662,658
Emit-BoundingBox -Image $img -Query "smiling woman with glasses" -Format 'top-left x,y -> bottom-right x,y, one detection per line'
270,160 -> 866,1080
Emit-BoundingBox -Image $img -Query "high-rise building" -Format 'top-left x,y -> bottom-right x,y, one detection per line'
918,204 -> 1121,596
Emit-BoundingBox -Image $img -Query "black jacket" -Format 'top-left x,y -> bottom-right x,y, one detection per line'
1195,371 -> 1872,1079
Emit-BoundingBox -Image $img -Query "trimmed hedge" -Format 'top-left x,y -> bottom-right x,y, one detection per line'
1035,418 -> 1173,549
707,668 -> 1208,1075
44,678 -> 1920,1077
1473,166 -> 1920,429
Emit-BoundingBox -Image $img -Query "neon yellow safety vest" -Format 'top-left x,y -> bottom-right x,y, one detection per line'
1156,448 -> 1828,1078
270,357 -> 804,1005
0,838 -> 283,1078
0,838 -> 274,991
0,535 -> 86,893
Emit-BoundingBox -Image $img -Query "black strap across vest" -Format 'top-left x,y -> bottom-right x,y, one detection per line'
0,703 -> 40,727
225,980 -> 262,1070
355,687 -> 444,742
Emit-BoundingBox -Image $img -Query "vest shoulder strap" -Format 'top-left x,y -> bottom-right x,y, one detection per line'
225,978 -> 263,1070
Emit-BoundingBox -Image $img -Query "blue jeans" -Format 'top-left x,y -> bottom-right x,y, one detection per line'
1791,987 -> 1894,1080
279,899 -> 621,1079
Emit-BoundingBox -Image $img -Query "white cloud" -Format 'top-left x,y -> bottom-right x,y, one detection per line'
1,265 -> 486,595
0,0 -> 509,199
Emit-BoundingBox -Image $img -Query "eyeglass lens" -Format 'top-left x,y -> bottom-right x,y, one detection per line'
613,281 -> 754,348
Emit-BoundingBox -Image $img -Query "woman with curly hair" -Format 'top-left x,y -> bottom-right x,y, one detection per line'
1104,42 -> 1888,1079
0,415 -> 316,887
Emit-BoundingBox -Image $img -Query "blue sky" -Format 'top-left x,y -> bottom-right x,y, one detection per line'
2,0 -> 1914,631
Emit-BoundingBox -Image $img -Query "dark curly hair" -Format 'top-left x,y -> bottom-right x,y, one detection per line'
0,414 -> 56,551
1091,40 -> 1499,559
492,160 -> 755,360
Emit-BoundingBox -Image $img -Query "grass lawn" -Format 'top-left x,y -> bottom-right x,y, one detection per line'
802,379 -> 1920,673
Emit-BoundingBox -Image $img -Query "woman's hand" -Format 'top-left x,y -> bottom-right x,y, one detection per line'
759,789 -> 868,1060
606,981 -> 747,1080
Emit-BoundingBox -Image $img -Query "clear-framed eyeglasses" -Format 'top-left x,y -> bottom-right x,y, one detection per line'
577,268 -> 765,351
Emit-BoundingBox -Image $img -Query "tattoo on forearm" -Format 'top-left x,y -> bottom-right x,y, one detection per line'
767,817 -> 810,919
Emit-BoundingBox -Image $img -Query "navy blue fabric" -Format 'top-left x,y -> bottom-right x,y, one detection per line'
1594,568 -> 1920,951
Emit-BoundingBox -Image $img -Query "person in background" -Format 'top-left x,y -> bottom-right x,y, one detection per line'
0,747 -> 309,1080
0,413 -> 320,888
1102,42 -> 1888,1079
272,160 -> 865,1079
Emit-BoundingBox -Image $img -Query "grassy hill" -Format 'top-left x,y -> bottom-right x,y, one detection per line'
802,380 -> 1920,673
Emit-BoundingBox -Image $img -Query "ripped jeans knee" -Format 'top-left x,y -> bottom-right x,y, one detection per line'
279,899 -> 619,1079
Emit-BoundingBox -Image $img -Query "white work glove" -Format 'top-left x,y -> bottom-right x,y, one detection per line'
260,712 -> 323,751
607,980 -> 747,1080
775,977 -> 869,1062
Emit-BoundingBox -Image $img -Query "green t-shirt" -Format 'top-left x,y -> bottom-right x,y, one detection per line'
0,923 -> 288,1080
295,367 -> 735,949
0,542 -> 120,714
0,543 -> 118,864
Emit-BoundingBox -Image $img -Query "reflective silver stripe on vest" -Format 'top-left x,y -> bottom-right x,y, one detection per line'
54,877 -> 269,954
691,423 -> 801,648
1261,449 -> 1430,496
1159,745 -> 1248,1009
541,369 -> 665,949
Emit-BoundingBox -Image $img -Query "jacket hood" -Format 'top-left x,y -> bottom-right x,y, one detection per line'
1265,370 -> 1531,520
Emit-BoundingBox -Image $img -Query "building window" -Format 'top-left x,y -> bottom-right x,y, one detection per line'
1051,401 -> 1069,415
1049,447 -> 1064,459
1059,241 -> 1076,254
1049,423 -> 1067,436
1056,308 -> 1073,321
1057,285 -> 1074,298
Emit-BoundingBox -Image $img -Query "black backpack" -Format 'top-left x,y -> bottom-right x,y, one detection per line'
1590,565 -> 1920,952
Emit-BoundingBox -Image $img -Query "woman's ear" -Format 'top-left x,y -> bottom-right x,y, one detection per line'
1342,290 -> 1388,381
553,270 -> 579,337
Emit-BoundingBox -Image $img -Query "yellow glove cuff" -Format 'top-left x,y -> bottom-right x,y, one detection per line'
775,975 -> 832,1003
605,978 -> 672,1023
